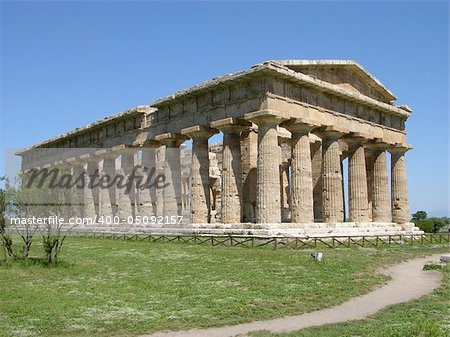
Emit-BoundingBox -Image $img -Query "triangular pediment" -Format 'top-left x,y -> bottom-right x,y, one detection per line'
274,60 -> 396,103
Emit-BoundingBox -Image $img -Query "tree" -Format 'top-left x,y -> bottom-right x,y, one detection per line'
428,217 -> 450,233
31,166 -> 81,264
0,176 -> 13,267
412,211 -> 427,222
5,167 -> 81,264
4,175 -> 40,259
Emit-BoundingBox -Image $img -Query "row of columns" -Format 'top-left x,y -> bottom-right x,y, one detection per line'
34,110 -> 411,227
185,111 -> 411,226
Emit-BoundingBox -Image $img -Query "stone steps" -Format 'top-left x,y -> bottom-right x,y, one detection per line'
10,222 -> 423,238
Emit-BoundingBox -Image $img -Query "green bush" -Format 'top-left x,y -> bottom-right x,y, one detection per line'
429,217 -> 450,233
414,219 -> 435,233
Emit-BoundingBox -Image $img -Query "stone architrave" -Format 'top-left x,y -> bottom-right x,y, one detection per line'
181,126 -> 218,224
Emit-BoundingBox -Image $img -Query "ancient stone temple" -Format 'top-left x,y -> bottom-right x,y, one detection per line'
17,60 -> 421,236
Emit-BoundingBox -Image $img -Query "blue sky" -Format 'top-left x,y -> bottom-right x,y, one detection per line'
1,1 -> 448,216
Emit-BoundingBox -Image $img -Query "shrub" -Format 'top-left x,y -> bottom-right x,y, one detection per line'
414,219 -> 435,233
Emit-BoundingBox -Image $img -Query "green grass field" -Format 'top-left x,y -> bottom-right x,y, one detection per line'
0,237 -> 448,337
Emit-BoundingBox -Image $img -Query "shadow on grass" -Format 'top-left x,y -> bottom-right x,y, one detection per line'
1,256 -> 75,268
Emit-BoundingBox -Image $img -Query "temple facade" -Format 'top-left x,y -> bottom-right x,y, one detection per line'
18,60 -> 421,236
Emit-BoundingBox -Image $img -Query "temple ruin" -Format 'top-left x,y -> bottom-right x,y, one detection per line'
17,60 -> 422,236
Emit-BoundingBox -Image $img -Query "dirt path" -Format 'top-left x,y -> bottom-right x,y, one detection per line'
143,254 -> 444,337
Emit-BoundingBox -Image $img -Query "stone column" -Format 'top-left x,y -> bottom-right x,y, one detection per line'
345,135 -> 370,222
95,149 -> 115,218
139,141 -> 160,217
116,146 -> 138,221
155,133 -> 188,218
279,162 -> 291,222
155,147 -> 165,217
181,126 -> 218,224
318,127 -> 348,223
365,149 -> 374,221
281,119 -> 317,224
211,118 -> 252,224
66,157 -> 86,218
340,155 -> 346,220
245,110 -> 287,224
180,145 -> 192,217
367,142 -> 391,222
240,127 -> 258,222
389,145 -> 412,224
79,153 -> 100,220
310,140 -> 323,222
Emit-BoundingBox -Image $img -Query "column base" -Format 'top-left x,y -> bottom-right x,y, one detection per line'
52,221 -> 424,237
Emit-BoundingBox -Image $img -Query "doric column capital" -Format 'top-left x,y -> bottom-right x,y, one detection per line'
309,133 -> 322,146
154,133 -> 188,148
79,153 -> 101,164
110,144 -> 139,155
365,138 -> 390,151
280,118 -> 320,135
343,132 -> 372,152
277,136 -> 290,146
66,157 -> 86,168
388,143 -> 413,155
339,140 -> 349,155
134,139 -> 161,149
51,160 -> 65,168
314,125 -> 350,140
244,109 -> 288,126
94,148 -> 118,160
210,118 -> 252,133
181,125 -> 219,139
